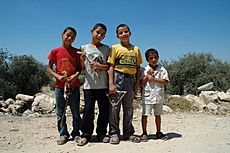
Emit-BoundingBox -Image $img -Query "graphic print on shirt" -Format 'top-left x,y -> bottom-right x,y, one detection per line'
115,55 -> 137,68
57,57 -> 77,76
85,46 -> 103,76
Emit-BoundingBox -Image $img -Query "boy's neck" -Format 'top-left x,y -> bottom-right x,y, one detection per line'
91,41 -> 102,47
62,44 -> 72,49
121,42 -> 132,48
149,64 -> 158,70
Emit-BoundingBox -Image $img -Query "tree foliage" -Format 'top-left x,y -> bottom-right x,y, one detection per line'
162,52 -> 230,95
0,49 -> 16,99
0,49 -> 50,99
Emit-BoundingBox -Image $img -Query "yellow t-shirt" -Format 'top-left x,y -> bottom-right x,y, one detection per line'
107,44 -> 142,74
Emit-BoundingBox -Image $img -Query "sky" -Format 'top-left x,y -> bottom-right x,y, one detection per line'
0,0 -> 230,66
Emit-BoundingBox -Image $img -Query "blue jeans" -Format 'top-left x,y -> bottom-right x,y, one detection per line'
55,87 -> 81,138
109,71 -> 135,139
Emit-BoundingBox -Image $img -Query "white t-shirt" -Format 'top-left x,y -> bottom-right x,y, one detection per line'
141,65 -> 169,104
81,43 -> 110,89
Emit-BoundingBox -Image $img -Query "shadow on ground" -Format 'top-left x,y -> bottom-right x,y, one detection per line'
148,132 -> 182,140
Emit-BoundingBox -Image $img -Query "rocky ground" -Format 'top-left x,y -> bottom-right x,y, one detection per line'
0,109 -> 230,153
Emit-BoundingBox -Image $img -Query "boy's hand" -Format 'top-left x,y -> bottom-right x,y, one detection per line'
147,68 -> 154,75
80,52 -> 86,61
134,82 -> 140,93
91,61 -> 100,70
67,72 -> 79,83
146,74 -> 152,81
67,75 -> 76,83
57,74 -> 67,82
109,83 -> 117,94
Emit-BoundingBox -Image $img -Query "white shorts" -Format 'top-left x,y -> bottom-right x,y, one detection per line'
142,103 -> 163,116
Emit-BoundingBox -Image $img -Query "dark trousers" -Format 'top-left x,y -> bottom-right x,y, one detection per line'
80,89 -> 109,140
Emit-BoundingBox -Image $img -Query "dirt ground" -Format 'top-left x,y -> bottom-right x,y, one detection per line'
0,109 -> 230,153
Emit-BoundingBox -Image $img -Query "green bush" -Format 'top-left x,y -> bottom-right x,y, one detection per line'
10,55 -> 50,96
162,52 -> 230,95
0,49 -> 50,99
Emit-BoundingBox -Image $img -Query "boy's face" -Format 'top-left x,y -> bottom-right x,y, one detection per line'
116,26 -> 131,44
91,26 -> 106,45
147,53 -> 158,67
62,30 -> 76,47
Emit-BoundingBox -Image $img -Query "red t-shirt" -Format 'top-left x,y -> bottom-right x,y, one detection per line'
48,47 -> 81,88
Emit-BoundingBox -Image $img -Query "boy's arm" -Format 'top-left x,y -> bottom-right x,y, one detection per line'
47,60 -> 66,82
68,52 -> 82,82
91,62 -> 108,71
140,74 -> 151,86
67,72 -> 80,83
150,77 -> 169,86
134,65 -> 141,92
79,51 -> 85,70
108,64 -> 117,94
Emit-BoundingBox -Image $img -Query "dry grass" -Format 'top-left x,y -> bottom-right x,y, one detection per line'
164,96 -> 192,112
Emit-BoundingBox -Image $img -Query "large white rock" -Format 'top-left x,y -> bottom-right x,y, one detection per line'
32,93 -> 55,114
5,98 -> 15,106
217,91 -> 230,102
183,94 -> 206,110
163,105 -> 173,114
199,91 -> 219,104
206,102 -> 218,111
226,88 -> 230,95
16,94 -> 34,102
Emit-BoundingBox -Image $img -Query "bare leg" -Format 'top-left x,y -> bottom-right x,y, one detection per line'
155,115 -> 161,133
141,115 -> 148,135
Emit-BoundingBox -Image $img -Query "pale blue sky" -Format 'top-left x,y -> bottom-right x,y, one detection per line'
0,0 -> 229,66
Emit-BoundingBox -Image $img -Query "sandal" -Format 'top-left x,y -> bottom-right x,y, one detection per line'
98,135 -> 110,143
129,135 -> 141,143
74,136 -> 81,142
109,134 -> 120,145
77,137 -> 88,146
57,135 -> 68,145
156,132 -> 168,140
140,134 -> 148,142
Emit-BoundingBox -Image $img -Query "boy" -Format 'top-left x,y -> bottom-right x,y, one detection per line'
107,24 -> 142,144
140,48 -> 169,142
47,27 -> 81,145
77,23 -> 110,146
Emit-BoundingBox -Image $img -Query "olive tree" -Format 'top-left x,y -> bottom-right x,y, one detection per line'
10,55 -> 50,96
162,52 -> 230,95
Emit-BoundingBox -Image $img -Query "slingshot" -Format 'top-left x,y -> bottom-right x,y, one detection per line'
61,81 -> 72,127
107,91 -> 127,125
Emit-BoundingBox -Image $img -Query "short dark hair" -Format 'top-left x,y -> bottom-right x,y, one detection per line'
145,48 -> 159,61
63,27 -> 77,36
92,23 -> 107,33
116,24 -> 130,35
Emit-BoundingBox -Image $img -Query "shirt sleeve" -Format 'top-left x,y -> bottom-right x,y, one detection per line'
136,47 -> 142,65
107,46 -> 116,65
48,49 -> 56,63
161,68 -> 170,81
